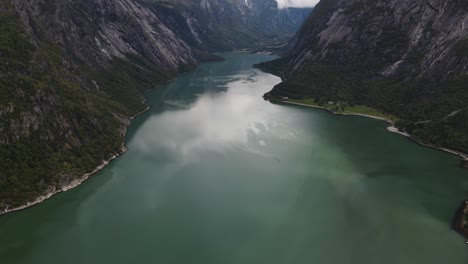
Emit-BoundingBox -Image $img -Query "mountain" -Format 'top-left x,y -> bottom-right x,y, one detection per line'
142,0 -> 312,52
257,0 -> 468,154
0,0 -> 310,212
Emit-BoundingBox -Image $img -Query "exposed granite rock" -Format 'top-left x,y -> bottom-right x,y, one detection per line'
13,0 -> 197,69
287,0 -> 468,79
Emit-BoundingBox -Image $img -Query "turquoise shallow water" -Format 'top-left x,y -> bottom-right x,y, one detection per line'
0,53 -> 467,264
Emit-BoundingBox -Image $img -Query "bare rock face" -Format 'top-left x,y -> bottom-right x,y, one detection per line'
288,0 -> 468,80
13,0 -> 197,70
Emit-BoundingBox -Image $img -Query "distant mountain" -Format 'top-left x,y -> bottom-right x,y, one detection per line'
257,0 -> 468,154
142,0 -> 312,52
0,0 -> 310,212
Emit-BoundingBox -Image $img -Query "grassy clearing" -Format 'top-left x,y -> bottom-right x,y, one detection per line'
344,105 -> 396,120
287,98 -> 397,121
288,98 -> 322,107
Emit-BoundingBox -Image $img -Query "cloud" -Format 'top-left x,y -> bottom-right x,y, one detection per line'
276,0 -> 319,8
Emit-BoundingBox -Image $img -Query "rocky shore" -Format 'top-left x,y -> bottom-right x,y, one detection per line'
0,95 -> 156,216
453,200 -> 468,240
0,148 -> 126,216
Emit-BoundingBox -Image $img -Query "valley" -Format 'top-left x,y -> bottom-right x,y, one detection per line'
0,0 -> 310,212
0,1 -> 467,262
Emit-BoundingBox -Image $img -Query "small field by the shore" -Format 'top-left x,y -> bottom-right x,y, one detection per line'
287,98 -> 397,121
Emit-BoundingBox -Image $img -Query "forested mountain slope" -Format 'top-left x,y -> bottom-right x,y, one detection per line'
257,0 -> 468,154
0,0 -> 199,212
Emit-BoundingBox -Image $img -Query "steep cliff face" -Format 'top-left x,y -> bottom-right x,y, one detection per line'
14,0 -> 196,69
288,0 -> 468,79
258,0 -> 468,154
143,0 -> 311,52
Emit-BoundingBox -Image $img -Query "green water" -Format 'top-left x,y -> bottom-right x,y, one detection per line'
1,53 -> 467,264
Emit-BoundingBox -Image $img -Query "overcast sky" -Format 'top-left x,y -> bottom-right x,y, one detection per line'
276,0 -> 319,8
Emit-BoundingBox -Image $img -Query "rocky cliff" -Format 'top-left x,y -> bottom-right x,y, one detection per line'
288,0 -> 467,77
14,0 -> 197,69
258,0 -> 468,154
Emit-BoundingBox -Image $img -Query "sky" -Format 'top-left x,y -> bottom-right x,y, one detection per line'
275,0 -> 319,8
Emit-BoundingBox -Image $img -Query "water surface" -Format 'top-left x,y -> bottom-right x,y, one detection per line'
1,53 -> 467,264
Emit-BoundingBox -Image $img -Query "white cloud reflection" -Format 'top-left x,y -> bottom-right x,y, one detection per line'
132,71 -> 284,163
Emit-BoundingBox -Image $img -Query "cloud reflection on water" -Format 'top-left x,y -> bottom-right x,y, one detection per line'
132,70 -> 283,161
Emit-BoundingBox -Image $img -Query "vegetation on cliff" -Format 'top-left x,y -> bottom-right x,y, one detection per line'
0,0 -> 185,210
0,3 -> 124,208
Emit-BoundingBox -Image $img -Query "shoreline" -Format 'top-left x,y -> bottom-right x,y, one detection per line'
0,105 -> 151,217
272,99 -> 468,163
130,104 -> 150,120
0,148 -> 126,216
0,54 -> 214,217
271,99 -> 393,122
